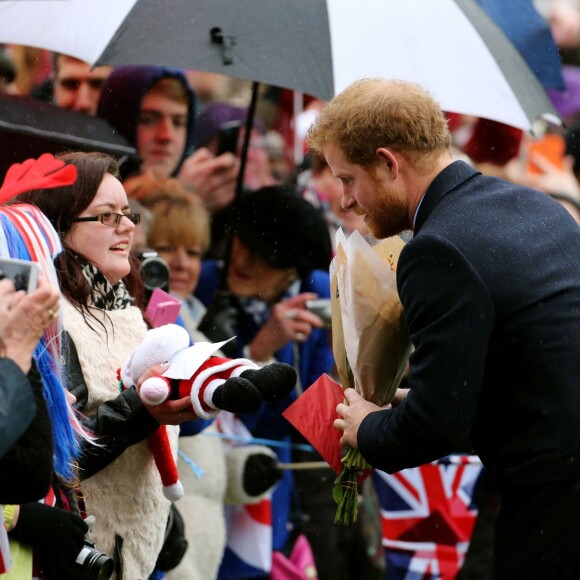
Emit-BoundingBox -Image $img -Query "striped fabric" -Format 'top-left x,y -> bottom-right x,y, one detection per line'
217,413 -> 273,578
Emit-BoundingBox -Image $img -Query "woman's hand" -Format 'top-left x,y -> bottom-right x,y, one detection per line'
248,292 -> 324,362
2,277 -> 60,373
136,364 -> 198,425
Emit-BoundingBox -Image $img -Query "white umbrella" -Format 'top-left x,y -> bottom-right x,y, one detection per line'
0,0 -> 557,132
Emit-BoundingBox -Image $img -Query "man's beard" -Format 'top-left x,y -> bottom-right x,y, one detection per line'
366,173 -> 409,239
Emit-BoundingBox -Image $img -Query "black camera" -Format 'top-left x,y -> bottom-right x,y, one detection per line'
136,249 -> 170,295
74,539 -> 114,580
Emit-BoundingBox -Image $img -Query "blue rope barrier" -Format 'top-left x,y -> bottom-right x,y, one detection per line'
201,430 -> 315,452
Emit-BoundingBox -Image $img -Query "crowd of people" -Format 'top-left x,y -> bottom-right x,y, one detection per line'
2,2 -> 580,578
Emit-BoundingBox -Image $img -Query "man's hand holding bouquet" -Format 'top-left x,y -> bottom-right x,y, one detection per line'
284,229 -> 411,524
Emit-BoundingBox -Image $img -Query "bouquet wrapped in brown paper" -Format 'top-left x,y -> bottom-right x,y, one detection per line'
331,229 -> 412,524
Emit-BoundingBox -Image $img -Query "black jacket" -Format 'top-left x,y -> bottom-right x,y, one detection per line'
0,361 -> 53,503
358,161 -> 580,577
62,332 -> 159,480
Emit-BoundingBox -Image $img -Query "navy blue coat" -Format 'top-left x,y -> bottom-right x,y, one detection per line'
358,160 -> 580,577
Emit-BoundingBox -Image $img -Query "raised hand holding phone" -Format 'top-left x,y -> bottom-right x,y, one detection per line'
2,276 -> 61,373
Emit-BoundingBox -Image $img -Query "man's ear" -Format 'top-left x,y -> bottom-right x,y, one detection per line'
376,147 -> 399,179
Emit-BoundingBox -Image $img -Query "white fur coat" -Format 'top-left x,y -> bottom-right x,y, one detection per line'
63,300 -> 179,580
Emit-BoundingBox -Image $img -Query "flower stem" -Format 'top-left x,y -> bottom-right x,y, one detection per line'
332,445 -> 371,525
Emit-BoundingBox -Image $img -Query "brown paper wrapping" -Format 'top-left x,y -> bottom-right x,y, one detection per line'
331,242 -> 354,390
331,230 -> 411,406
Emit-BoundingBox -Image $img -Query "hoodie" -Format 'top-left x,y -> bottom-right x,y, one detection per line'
97,66 -> 197,177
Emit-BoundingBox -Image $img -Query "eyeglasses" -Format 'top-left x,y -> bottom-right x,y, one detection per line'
72,212 -> 141,227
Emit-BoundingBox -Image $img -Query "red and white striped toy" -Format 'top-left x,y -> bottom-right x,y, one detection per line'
120,324 -> 296,501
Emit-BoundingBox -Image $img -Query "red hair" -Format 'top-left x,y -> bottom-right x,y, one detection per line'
463,118 -> 523,167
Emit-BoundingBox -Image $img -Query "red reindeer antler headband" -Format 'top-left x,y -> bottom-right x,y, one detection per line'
0,153 -> 78,204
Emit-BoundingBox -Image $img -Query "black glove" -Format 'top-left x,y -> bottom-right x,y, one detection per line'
212,376 -> 263,414
10,502 -> 88,579
197,289 -> 239,358
212,363 -> 297,415
243,452 -> 283,497
240,363 -> 297,402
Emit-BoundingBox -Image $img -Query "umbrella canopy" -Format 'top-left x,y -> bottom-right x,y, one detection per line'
0,94 -> 138,177
476,0 -> 565,91
0,0 -> 557,132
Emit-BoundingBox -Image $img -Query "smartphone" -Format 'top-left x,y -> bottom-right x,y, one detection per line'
146,287 -> 182,328
216,120 -> 242,156
0,257 -> 40,293
306,298 -> 332,327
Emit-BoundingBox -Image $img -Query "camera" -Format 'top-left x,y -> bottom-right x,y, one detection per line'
0,257 -> 40,293
306,298 -> 332,327
135,249 -> 170,296
74,539 -> 114,580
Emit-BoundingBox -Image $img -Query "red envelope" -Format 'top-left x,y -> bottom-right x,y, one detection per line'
282,373 -> 345,474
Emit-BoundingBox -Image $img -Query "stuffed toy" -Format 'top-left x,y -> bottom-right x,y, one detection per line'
120,324 -> 296,500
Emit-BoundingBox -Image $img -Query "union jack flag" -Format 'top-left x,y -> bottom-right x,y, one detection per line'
372,456 -> 483,579
216,413 -> 273,579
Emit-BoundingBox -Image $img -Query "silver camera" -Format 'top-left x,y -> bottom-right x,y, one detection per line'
306,298 -> 332,327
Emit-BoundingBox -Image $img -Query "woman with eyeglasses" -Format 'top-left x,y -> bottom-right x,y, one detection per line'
15,151 -> 197,580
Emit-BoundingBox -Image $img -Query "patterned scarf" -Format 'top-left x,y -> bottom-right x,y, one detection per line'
81,261 -> 133,311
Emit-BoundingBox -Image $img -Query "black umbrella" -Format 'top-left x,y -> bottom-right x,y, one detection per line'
0,94 -> 138,177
